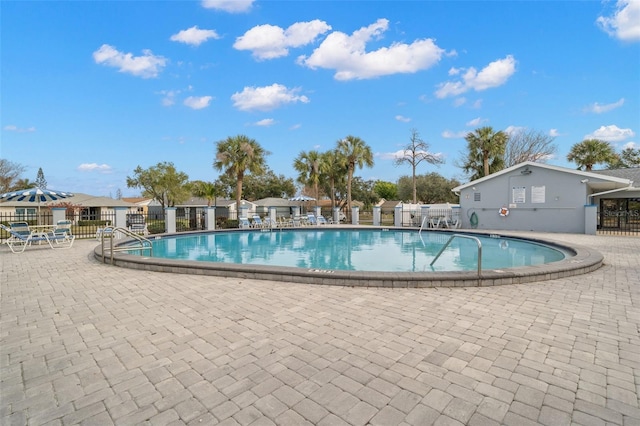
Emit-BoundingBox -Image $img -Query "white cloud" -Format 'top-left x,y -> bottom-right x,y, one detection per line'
170,26 -> 220,46
466,117 -> 486,127
549,129 -> 560,137
290,123 -> 302,130
93,44 -> 167,78
234,20 -> 331,60
597,0 -> 640,42
435,55 -> 517,98
453,97 -> 467,107
201,0 -> 253,13
584,98 -> 625,114
442,130 -> 468,139
298,18 -> 446,80
585,124 -> 635,142
77,163 -> 112,173
3,124 -> 36,133
622,141 -> 638,149
184,96 -> 213,109
395,115 -> 411,123
255,118 -> 276,127
231,83 -> 309,112
505,125 -> 526,135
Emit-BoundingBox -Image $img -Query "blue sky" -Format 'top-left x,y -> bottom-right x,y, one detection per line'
1,0 -> 639,197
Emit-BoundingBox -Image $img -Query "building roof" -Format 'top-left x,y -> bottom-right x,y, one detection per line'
591,168 -> 640,186
254,197 -> 294,207
452,161 -> 633,192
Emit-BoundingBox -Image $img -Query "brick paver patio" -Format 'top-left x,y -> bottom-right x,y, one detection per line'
1,232 -> 638,425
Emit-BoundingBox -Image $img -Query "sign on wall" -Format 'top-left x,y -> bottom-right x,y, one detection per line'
512,186 -> 526,204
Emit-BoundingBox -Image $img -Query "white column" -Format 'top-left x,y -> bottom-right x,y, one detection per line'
584,204 -> 597,235
351,206 -> 359,225
394,205 -> 403,227
373,206 -> 381,226
205,206 -> 216,230
165,207 -> 176,233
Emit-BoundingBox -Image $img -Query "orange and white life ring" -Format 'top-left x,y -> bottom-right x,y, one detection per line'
499,207 -> 510,217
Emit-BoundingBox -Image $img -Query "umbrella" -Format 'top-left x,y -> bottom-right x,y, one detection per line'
289,195 -> 316,202
0,187 -> 74,224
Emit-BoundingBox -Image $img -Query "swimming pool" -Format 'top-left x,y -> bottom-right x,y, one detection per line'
141,229 -> 565,272
96,227 -> 603,288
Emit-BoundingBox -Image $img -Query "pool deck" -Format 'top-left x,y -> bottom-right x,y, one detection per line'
1,231 -> 639,425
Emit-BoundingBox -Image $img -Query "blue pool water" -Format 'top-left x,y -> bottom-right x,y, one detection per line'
131,229 -> 566,272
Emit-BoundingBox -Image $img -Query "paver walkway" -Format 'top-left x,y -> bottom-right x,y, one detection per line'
1,232 -> 638,426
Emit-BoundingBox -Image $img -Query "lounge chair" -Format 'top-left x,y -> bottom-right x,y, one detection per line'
1,222 -> 52,253
239,217 -> 251,229
263,217 -> 276,228
127,214 -> 148,235
306,214 -> 318,226
251,215 -> 265,228
316,215 -> 328,225
48,220 -> 75,248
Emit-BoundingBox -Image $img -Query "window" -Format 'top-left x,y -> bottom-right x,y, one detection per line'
474,192 -> 481,202
15,208 -> 37,221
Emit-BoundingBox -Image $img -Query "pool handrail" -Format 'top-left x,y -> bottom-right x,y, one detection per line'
100,226 -> 153,265
431,234 -> 483,278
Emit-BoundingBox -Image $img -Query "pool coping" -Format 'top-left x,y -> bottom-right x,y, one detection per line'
93,227 -> 604,288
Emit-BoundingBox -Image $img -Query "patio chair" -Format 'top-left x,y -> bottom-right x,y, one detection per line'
263,217 -> 276,228
0,222 -> 51,253
239,217 -> 251,229
306,214 -> 318,226
48,220 -> 75,248
127,214 -> 148,235
251,215 -> 265,228
316,215 -> 328,225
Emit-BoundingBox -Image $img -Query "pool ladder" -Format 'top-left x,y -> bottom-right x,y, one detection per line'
430,234 -> 483,278
99,226 -> 153,265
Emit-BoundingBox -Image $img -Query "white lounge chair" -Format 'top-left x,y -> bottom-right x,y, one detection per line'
0,222 -> 68,253
48,220 -> 75,248
239,217 -> 251,229
251,215 -> 265,228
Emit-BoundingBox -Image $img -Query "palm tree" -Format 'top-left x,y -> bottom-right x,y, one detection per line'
567,139 -> 618,171
213,135 -> 269,217
462,126 -> 508,179
293,150 -> 322,204
190,180 -> 219,207
320,149 -> 346,211
394,128 -> 443,203
336,135 -> 374,219
11,178 -> 36,191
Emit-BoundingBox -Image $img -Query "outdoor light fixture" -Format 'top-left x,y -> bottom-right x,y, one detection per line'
581,179 -> 589,183
521,167 -> 532,175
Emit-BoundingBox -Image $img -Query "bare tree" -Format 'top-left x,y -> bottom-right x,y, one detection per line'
394,129 -> 443,203
0,159 -> 26,193
505,129 -> 558,167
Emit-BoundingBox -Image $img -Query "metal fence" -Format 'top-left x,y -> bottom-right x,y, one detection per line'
1,211 -> 116,240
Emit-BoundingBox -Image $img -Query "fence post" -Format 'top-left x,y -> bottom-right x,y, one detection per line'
584,204 -> 597,235
421,205 -> 430,228
205,206 -> 216,230
239,204 -> 249,220
394,205 -> 403,227
51,207 -> 66,224
373,206 -> 381,226
114,207 -> 128,228
165,207 -> 176,233
333,207 -> 340,224
352,206 -> 359,225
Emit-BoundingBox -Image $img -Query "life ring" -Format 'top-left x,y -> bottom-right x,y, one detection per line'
499,207 -> 510,217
